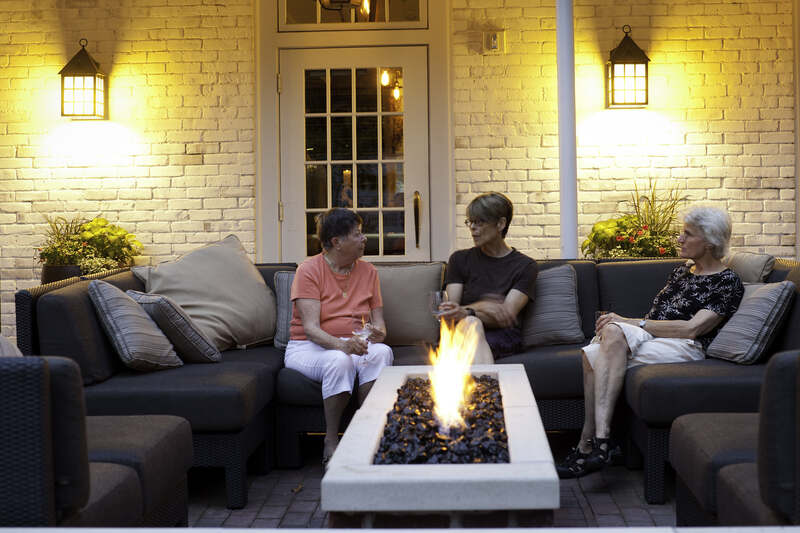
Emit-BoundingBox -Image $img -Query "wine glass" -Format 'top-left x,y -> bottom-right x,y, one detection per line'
429,290 -> 449,318
351,313 -> 372,342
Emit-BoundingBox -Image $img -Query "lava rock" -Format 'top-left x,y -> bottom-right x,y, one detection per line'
373,375 -> 509,464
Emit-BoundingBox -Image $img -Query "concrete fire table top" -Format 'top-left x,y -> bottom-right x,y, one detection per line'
321,364 -> 559,513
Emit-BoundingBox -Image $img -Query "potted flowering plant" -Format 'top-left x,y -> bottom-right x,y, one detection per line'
38,215 -> 143,283
581,181 -> 688,259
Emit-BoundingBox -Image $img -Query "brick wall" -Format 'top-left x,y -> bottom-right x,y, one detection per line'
0,0 -> 796,338
0,0 -> 256,337
451,0 -> 795,258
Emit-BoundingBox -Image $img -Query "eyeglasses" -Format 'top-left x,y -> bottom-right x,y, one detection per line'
464,219 -> 488,228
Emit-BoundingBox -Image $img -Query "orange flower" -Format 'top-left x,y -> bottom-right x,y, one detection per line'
637,230 -> 644,235
642,225 -> 649,230
628,236 -> 635,243
658,247 -> 666,255
616,235 -> 624,241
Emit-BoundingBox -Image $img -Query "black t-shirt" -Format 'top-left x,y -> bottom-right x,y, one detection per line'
645,263 -> 744,351
445,247 -> 538,307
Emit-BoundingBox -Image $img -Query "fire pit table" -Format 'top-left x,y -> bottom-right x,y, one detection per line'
321,364 -> 559,528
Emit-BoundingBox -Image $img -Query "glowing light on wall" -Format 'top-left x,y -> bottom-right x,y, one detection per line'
606,26 -> 649,108
47,122 -> 142,167
578,109 -> 684,148
59,39 -> 107,119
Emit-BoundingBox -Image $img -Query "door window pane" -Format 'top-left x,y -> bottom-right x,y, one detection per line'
305,164 -> 327,208
330,69 -> 352,113
332,164 -> 353,208
389,0 -> 420,21
306,213 -> 322,256
305,117 -> 326,161
356,164 -> 378,208
382,163 -> 404,207
380,67 -> 403,112
305,70 -> 326,113
330,117 -> 352,160
286,0 -> 317,23
358,211 -> 379,255
383,212 -> 405,255
356,116 -> 378,160
356,68 -> 377,112
382,116 -> 403,159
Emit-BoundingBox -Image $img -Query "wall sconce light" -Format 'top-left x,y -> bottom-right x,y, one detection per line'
59,39 -> 107,119
606,25 -> 649,108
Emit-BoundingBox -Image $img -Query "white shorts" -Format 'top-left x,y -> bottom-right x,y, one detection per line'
284,339 -> 393,399
582,321 -> 705,370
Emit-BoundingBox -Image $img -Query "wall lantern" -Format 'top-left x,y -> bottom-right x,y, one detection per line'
59,39 -> 107,119
606,25 -> 649,108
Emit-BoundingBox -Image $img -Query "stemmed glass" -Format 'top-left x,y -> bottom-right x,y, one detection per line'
351,313 -> 372,341
429,290 -> 449,319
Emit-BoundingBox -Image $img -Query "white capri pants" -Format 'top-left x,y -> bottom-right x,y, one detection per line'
284,339 -> 394,399
583,321 -> 705,370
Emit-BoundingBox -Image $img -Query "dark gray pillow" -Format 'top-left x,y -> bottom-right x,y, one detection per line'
88,280 -> 182,371
127,290 -> 221,363
707,281 -> 796,365
520,264 -> 585,347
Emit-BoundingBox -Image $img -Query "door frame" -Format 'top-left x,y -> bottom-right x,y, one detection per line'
255,0 -> 454,262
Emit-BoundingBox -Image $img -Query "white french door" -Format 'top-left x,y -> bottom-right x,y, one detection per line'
279,46 -> 430,262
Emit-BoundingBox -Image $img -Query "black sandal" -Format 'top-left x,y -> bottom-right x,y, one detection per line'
584,437 -> 619,471
556,441 -> 592,479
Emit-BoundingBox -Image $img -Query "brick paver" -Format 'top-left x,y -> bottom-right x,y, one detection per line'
187,434 -> 675,528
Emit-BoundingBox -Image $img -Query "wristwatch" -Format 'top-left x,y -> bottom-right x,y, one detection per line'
465,307 -> 476,317
638,319 -> 647,329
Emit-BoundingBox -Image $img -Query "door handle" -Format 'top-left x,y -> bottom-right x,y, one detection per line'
413,191 -> 421,249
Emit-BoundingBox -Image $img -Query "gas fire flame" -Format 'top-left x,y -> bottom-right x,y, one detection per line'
427,319 -> 478,431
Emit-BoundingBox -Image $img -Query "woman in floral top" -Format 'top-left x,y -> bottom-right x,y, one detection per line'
558,206 -> 744,479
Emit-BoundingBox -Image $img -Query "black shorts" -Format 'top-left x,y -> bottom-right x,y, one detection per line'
485,326 -> 523,359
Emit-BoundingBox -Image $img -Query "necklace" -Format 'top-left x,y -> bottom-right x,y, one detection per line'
324,254 -> 353,297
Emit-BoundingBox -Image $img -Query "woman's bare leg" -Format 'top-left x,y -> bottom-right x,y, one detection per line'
322,391 -> 350,460
591,324 -> 629,439
357,381 -> 373,405
578,351 -> 596,453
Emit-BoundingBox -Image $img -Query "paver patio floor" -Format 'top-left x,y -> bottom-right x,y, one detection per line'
188,431 -> 676,528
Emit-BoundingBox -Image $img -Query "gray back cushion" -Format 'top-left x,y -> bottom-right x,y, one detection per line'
758,350 -> 800,522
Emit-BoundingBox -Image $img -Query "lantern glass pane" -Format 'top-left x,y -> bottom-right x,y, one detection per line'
614,90 -> 624,102
636,63 -> 646,76
625,77 -> 635,90
64,76 -> 74,89
636,91 -> 646,103
614,63 -> 625,76
624,63 -> 635,76
636,78 -> 646,90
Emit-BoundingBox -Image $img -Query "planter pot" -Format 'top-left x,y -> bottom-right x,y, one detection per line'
41,264 -> 81,285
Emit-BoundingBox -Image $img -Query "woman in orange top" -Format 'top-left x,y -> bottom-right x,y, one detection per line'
285,208 -> 393,466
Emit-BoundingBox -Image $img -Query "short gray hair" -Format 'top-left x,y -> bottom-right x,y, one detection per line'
681,206 -> 732,259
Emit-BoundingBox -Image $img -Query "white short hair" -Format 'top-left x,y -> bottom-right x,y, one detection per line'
681,206 -> 732,260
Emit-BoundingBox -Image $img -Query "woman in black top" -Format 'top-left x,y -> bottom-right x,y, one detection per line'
558,206 -> 744,479
437,192 -> 538,364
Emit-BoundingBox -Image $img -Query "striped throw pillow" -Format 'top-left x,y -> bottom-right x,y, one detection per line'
520,264 -> 585,347
127,290 -> 221,363
707,280 -> 796,365
273,270 -> 296,350
88,280 -> 182,371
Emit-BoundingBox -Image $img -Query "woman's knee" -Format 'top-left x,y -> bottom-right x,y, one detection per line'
371,343 -> 393,366
324,351 -> 356,381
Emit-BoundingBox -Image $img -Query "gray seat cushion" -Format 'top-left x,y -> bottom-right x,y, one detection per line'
717,463 -> 787,526
83,360 -> 278,432
625,358 -> 766,425
670,412 -> 758,512
60,462 -> 142,527
499,343 -> 585,398
86,415 -> 192,515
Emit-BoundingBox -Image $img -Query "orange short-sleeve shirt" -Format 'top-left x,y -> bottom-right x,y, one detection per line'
289,254 -> 383,340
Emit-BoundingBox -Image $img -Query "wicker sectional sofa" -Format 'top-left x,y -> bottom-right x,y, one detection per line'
14,255 -> 800,515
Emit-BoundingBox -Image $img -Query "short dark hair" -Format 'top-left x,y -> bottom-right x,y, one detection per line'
316,208 -> 362,250
467,192 -> 514,237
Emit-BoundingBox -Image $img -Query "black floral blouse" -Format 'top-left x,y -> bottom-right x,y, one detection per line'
644,263 -> 744,351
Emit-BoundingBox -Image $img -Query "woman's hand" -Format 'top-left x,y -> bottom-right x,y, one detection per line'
595,312 -> 629,332
341,336 -> 368,356
366,324 -> 386,343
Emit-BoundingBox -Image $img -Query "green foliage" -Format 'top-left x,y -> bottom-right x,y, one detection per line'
581,181 -> 688,259
38,215 -> 142,274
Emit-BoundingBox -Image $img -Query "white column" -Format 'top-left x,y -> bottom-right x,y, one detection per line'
556,0 -> 579,258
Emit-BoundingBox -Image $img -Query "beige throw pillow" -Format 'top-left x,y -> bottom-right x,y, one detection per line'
375,263 -> 445,346
520,264 -> 585,347
723,252 -> 776,283
141,235 -> 277,351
